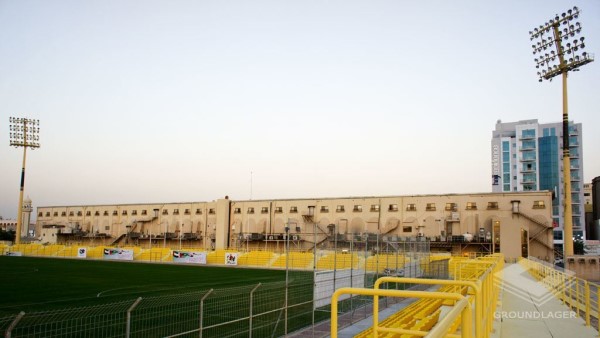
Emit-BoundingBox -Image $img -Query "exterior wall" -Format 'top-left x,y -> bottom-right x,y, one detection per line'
36,191 -> 554,261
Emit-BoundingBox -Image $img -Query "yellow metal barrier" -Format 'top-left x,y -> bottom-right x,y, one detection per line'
330,287 -> 473,338
519,257 -> 600,331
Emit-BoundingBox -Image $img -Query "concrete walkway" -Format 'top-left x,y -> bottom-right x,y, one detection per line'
493,263 -> 598,338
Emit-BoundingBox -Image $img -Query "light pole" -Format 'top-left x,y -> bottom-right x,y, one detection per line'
9,117 -> 40,244
530,6 -> 594,257
153,208 -> 159,249
284,223 -> 290,336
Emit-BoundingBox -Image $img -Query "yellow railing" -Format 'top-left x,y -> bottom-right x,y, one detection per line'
519,257 -> 600,331
332,254 -> 503,338
331,287 -> 473,338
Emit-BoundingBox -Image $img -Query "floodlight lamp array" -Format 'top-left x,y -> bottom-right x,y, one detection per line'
9,117 -> 41,148
529,6 -> 594,82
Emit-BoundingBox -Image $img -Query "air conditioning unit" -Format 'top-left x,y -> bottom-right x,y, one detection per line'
451,212 -> 460,221
267,235 -> 275,240
292,235 -> 300,241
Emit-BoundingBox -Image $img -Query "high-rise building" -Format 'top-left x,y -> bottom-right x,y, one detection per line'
491,119 -> 585,248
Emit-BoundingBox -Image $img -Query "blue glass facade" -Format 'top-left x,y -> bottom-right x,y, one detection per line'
539,135 -> 559,217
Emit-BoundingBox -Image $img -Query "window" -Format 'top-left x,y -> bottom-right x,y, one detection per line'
261,207 -> 269,214
53,212 -> 58,217
388,204 -> 398,212
62,212 -> 67,217
141,210 -> 147,215
234,208 -> 241,214
162,209 -> 168,215
113,210 -> 118,215
320,206 -> 329,213
196,209 -> 202,215
353,205 -> 363,212
426,203 -> 436,211
275,207 -> 283,213
77,211 -> 82,216
184,209 -> 190,215
173,209 -> 179,215
247,207 -> 255,214
406,204 -> 416,211
533,201 -> 546,209
86,211 -> 91,216
445,203 -> 457,211
336,205 -> 345,212
104,211 -> 109,216
105,226 -> 110,231
131,210 -> 137,215
209,208 -> 216,215
68,211 -> 73,216
290,206 -> 298,213
94,211 -> 100,216
370,205 -> 380,212
38,212 -> 43,217
487,202 -> 499,210
46,212 -> 50,217
403,226 -> 412,233
466,202 -> 477,210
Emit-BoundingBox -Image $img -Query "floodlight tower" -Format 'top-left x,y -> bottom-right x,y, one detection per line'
530,6 -> 594,257
9,117 -> 40,244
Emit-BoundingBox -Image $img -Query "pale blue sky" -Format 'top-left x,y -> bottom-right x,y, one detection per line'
1,0 -> 598,219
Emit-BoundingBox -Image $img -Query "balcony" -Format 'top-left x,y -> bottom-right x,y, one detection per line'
519,168 -> 536,173
571,176 -> 581,182
519,135 -> 536,141
522,180 -> 537,185
519,157 -> 536,162
519,146 -> 536,151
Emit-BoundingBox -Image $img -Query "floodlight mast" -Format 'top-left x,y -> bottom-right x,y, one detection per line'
9,117 -> 41,245
530,6 -> 594,257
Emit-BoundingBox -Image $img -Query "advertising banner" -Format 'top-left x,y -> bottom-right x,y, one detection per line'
225,252 -> 238,265
77,248 -> 87,258
103,248 -> 134,261
172,250 -> 207,264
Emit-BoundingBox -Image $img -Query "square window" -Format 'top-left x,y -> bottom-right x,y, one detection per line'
53,212 -> 58,217
234,208 -> 241,214
353,205 -> 363,212
466,202 -> 477,210
426,203 -> 436,211
38,212 -> 43,217
196,209 -> 202,215
336,205 -> 345,212
290,206 -> 298,213
261,207 -> 268,214
77,211 -> 82,216
173,209 -> 179,215
141,210 -> 147,215
487,202 -> 499,210
445,203 -> 457,211
209,208 -> 216,215
247,207 -> 255,214
184,209 -> 190,215
113,210 -> 118,215
105,226 -> 110,231
86,211 -> 91,216
406,204 -> 416,211
122,210 -> 128,215
370,205 -> 380,212
131,210 -> 137,215
320,206 -> 329,213
104,211 -> 109,216
388,204 -> 398,211
62,212 -> 67,217
533,201 -> 546,209
46,212 -> 50,217
403,226 -> 412,233
94,211 -> 100,216
68,211 -> 74,216
162,210 -> 168,215
275,207 -> 283,213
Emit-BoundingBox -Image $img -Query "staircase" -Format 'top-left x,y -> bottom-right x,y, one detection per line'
515,211 -> 553,251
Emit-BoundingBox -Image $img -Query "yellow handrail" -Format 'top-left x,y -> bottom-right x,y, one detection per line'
330,287 -> 472,338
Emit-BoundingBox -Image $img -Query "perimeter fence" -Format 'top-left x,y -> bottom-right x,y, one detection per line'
2,238 -> 451,337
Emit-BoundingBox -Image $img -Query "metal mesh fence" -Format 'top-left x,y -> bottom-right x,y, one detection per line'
2,238 -> 446,337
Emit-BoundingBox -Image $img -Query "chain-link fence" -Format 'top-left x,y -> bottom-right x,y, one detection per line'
2,238 -> 450,337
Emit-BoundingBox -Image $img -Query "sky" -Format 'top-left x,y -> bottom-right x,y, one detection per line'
0,0 -> 598,220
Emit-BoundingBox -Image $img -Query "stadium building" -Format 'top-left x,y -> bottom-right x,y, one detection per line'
35,191 -> 554,261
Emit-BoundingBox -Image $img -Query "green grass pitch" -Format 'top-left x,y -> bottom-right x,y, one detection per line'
0,256 -> 295,317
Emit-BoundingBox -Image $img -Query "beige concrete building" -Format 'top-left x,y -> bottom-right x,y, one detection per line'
35,191 -> 554,261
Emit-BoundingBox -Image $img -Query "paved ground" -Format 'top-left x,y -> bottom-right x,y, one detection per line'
492,263 -> 598,338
